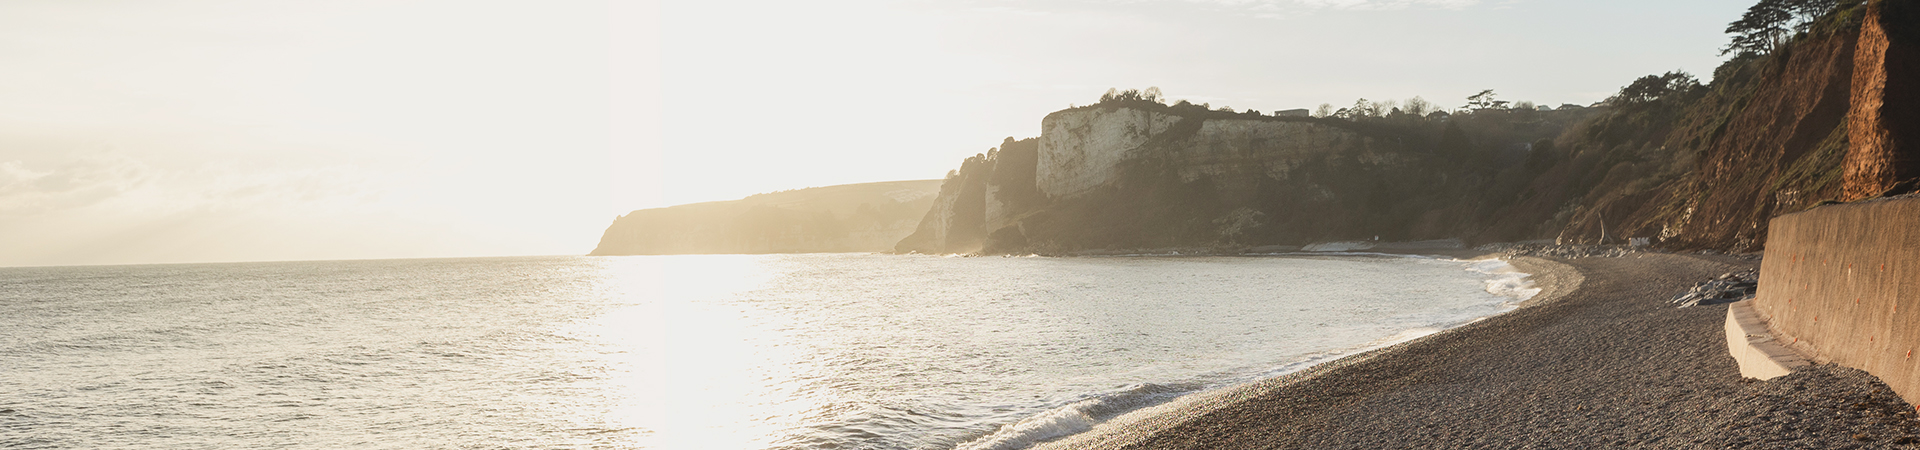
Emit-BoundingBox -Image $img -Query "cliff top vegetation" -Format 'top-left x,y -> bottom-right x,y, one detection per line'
903,0 -> 1905,254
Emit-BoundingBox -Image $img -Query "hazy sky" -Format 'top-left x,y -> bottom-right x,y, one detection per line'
1,0 -> 1751,267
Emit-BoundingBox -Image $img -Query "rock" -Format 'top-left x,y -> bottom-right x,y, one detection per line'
1246,245 -> 1303,254
1671,268 -> 1760,307
1476,243 -> 1643,259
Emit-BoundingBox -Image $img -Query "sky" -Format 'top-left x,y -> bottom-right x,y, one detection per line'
0,0 -> 1753,267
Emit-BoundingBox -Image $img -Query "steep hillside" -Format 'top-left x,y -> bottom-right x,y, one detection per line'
900,0 -> 1917,255
1542,0 -> 1918,251
897,102 -> 1594,254
590,180 -> 941,255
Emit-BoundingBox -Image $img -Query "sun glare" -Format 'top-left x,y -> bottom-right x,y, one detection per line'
572,255 -> 820,448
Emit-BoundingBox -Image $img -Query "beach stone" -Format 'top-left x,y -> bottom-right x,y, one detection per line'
1671,268 -> 1760,307
1475,243 -> 1657,259
1056,254 -> 1918,450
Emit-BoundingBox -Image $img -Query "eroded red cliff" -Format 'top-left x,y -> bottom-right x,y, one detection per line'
1842,0 -> 1920,200
1554,0 -> 1918,251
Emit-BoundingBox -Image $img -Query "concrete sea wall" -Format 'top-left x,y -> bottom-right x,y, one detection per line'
1753,195 -> 1920,401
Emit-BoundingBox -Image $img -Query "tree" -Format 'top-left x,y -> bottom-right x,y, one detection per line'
1463,89 -> 1510,111
1526,138 -> 1558,172
1313,103 -> 1334,118
1723,0 -> 1792,55
1789,0 -> 1839,25
1722,0 -> 1842,55
1404,96 -> 1432,116
1335,98 -> 1378,119
1171,99 -> 1209,114
1438,121 -> 1472,158
1099,88 -> 1159,104
1608,71 -> 1701,106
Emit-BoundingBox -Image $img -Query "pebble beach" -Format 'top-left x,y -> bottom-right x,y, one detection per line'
1036,253 -> 1920,449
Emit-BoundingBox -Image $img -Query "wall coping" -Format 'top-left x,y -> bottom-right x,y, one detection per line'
1725,300 -> 1814,380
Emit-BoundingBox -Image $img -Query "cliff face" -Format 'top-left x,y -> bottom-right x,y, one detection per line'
590,180 -> 940,255
1550,0 -> 1920,251
894,156 -> 996,254
898,1 -> 1917,255
1037,108 -> 1183,199
897,107 -> 1492,254
1842,0 -> 1920,200
1578,23 -> 1858,251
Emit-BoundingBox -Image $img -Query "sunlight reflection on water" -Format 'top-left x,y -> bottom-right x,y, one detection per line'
575,253 -> 1518,449
584,255 -> 801,449
0,253 -> 1521,450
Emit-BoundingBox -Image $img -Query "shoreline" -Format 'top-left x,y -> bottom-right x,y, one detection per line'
1024,254 -> 1576,449
1032,253 -> 1920,449
951,252 -> 1541,450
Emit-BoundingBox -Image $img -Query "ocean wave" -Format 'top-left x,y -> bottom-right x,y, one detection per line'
1463,259 -> 1540,303
1269,251 -> 1441,259
952,401 -> 1097,450
949,324 -> 1467,450
953,383 -> 1195,450
949,257 -> 1538,450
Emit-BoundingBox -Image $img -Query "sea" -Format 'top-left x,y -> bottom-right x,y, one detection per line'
0,252 -> 1537,449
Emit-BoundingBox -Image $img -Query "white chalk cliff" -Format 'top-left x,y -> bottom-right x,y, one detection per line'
898,105 -> 1414,254
1035,107 -> 1382,200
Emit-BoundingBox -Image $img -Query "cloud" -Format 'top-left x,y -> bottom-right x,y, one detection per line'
953,0 -> 1485,17
1294,0 -> 1481,9
0,147 -> 384,219
1182,0 -> 1484,13
972,5 -> 1052,15
0,153 -> 149,215
0,145 -> 411,266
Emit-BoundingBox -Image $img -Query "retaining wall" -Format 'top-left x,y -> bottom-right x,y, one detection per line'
1754,196 -> 1920,402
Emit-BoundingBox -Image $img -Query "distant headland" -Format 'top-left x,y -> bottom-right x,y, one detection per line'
589,180 -> 940,255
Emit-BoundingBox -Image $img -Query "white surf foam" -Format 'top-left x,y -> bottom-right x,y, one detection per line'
953,382 -> 1196,450
1301,241 -> 1376,252
953,400 -> 1098,450
1464,258 -> 1541,303
951,257 -> 1541,450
